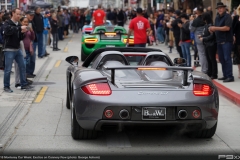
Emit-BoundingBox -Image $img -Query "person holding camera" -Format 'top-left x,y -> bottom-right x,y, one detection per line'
3,8 -> 33,92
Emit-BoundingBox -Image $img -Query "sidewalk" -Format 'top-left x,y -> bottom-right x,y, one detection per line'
0,33 -> 74,147
150,43 -> 240,107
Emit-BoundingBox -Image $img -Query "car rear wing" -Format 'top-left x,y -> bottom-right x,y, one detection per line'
103,66 -> 194,86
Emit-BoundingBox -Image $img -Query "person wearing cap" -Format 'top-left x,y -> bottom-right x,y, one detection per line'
43,11 -> 50,56
127,8 -> 151,47
178,14 -> 191,67
190,6 -> 208,74
171,10 -> 183,58
209,2 -> 234,82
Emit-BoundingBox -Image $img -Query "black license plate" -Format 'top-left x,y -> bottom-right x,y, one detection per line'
142,107 -> 166,120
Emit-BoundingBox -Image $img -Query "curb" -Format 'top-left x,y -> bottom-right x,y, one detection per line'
212,80 -> 240,107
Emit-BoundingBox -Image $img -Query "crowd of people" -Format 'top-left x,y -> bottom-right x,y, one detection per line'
0,2 -> 240,93
127,2 -> 240,82
0,6 -> 95,93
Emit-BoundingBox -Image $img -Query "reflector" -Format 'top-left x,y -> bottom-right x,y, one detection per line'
192,110 -> 201,118
193,84 -> 213,96
105,110 -> 113,118
82,83 -> 112,95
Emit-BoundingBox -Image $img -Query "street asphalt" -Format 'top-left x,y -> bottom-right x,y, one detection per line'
0,30 -> 240,160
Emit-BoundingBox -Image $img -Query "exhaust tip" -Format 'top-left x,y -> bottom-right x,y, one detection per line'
178,110 -> 188,119
119,109 -> 129,119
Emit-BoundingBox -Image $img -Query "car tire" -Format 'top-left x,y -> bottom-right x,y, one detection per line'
188,122 -> 217,138
81,49 -> 87,61
71,93 -> 97,140
66,87 -> 70,109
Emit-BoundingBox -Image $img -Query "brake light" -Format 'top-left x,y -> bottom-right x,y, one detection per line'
138,68 -> 166,70
84,38 -> 98,43
123,38 -> 134,44
193,84 -> 213,96
82,83 -> 112,95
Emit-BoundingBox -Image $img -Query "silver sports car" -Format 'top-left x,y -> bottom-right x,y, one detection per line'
65,47 -> 219,140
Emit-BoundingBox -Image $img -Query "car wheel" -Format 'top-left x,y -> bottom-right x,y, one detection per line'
188,122 -> 217,138
81,48 -> 87,61
71,93 -> 97,140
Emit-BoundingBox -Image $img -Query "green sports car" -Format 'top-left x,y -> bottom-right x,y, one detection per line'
81,25 -> 134,61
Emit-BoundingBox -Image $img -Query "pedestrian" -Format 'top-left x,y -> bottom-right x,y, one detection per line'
199,12 -> 218,79
171,10 -> 183,57
190,6 -> 208,74
0,13 -> 6,70
15,16 -> 35,89
178,14 -> 191,67
209,2 -> 234,82
74,9 -> 80,33
43,11 -> 50,57
3,8 -> 33,92
166,9 -> 175,53
70,9 -> 77,33
156,10 -> 165,43
189,14 -> 200,67
25,10 -> 37,78
92,4 -> 106,28
232,5 -> 240,78
117,9 -> 125,27
57,10 -> 64,40
148,13 -> 157,45
50,13 -> 60,51
84,9 -> 91,25
207,6 -> 213,19
127,8 -> 152,47
33,6 -> 44,58
63,9 -> 70,37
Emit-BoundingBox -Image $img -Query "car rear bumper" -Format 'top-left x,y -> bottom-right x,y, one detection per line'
94,119 -> 208,131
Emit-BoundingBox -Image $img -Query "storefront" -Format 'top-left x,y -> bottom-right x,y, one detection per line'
0,0 -> 17,11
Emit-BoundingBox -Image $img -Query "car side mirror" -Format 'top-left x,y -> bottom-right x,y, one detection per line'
65,56 -> 79,66
173,58 -> 186,66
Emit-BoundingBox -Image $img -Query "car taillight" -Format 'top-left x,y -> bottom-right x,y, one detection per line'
193,84 -> 213,96
84,38 -> 98,43
123,38 -> 134,44
82,83 -> 112,95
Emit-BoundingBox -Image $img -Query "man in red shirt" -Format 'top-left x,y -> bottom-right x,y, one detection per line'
92,4 -> 106,28
127,8 -> 152,47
